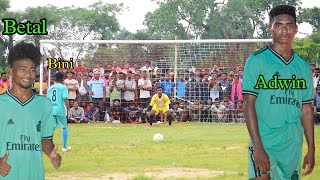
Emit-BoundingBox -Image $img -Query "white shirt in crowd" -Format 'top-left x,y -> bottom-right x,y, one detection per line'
123,79 -> 136,101
64,78 -> 79,100
138,78 -> 152,98
313,76 -> 319,89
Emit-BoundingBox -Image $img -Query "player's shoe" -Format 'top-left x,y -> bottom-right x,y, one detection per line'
62,146 -> 71,152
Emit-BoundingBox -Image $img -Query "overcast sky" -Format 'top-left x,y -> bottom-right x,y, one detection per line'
8,0 -> 320,37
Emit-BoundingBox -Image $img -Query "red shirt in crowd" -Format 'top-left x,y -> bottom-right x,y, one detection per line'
74,66 -> 87,74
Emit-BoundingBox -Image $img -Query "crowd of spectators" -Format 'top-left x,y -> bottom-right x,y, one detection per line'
0,61 -> 318,124
36,60 -> 246,123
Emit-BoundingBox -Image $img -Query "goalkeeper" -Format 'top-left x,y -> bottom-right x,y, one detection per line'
146,86 -> 176,127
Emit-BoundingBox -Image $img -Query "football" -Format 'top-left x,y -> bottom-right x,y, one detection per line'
153,133 -> 164,142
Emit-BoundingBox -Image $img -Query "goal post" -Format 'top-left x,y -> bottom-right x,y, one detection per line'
39,39 -> 272,96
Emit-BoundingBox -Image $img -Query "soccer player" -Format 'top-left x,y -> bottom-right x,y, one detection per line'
47,72 -> 71,152
0,42 -> 61,178
243,5 -> 314,180
146,86 -> 176,126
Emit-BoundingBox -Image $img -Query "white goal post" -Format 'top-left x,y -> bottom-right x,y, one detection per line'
38,39 -> 272,95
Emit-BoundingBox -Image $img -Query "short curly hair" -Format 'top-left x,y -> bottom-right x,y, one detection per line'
8,41 -> 42,68
269,5 -> 296,24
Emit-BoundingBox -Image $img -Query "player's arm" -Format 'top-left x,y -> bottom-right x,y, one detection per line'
244,95 -> 263,148
301,67 -> 315,176
42,139 -> 55,156
147,96 -> 156,111
242,54 -> 270,175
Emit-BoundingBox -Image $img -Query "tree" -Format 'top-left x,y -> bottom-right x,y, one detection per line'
0,0 -> 11,69
144,0 -> 302,39
299,7 -> 320,32
293,36 -> 320,64
26,1 -> 123,61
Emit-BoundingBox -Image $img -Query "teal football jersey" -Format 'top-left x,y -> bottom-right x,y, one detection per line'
0,90 -> 54,180
47,83 -> 69,116
242,45 -> 313,130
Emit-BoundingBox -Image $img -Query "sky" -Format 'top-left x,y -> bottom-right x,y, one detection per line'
8,0 -> 320,37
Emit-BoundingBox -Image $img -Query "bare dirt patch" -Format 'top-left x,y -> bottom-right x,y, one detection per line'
47,168 -> 229,180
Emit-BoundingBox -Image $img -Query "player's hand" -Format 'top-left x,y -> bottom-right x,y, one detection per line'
0,151 -> 10,177
254,147 -> 270,175
302,150 -> 315,176
50,145 -> 62,169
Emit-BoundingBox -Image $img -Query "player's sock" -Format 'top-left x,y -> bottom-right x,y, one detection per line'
62,128 -> 69,148
149,115 -> 154,126
168,115 -> 172,126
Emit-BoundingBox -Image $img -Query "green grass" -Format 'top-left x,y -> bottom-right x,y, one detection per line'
44,123 -> 320,180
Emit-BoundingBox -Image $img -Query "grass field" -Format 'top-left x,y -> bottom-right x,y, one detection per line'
44,123 -> 320,180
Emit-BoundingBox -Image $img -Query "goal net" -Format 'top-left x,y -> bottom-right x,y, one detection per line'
39,39 -> 271,123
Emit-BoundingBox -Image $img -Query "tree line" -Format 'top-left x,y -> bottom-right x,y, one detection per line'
0,0 -> 319,73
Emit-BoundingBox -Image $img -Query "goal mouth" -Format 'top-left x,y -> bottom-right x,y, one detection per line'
39,39 -> 271,123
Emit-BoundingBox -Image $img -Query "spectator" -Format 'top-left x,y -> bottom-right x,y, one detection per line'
122,63 -> 131,74
109,77 -> 121,106
93,62 -> 104,78
74,61 -> 86,74
223,100 -> 235,123
211,98 -> 225,122
87,71 -> 106,101
230,75 -> 243,106
123,102 -> 143,123
229,69 -> 234,75
109,100 -> 123,123
195,69 -> 201,82
103,71 -> 111,87
85,102 -> 100,123
238,69 -> 243,82
218,72 -> 231,101
235,100 -> 245,123
82,101 -> 90,115
64,71 -> 79,101
69,101 -> 87,123
186,73 -> 198,102
200,73 -> 210,102
178,102 -> 188,122
188,99 -> 202,121
0,72 -> 10,94
313,68 -> 320,94
116,72 -> 125,99
138,71 -> 152,108
33,75 -> 48,96
209,77 -> 219,101
123,71 -> 136,107
176,73 -> 187,98
111,61 -> 122,73
314,87 -> 320,124
161,74 -> 174,98
77,73 -> 89,101
140,61 -> 152,73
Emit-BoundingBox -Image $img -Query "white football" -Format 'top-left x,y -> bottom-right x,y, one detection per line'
153,133 -> 164,142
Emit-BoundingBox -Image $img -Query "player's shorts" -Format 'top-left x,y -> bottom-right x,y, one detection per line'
248,121 -> 303,180
53,115 -> 68,129
153,106 -> 170,115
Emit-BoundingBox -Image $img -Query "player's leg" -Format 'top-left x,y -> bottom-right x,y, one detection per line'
164,107 -> 175,126
56,116 -> 71,151
53,115 -> 58,131
148,109 -> 157,126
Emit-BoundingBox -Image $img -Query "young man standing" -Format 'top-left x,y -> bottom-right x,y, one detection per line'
243,5 -> 314,180
0,42 -> 61,179
47,72 -> 71,152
